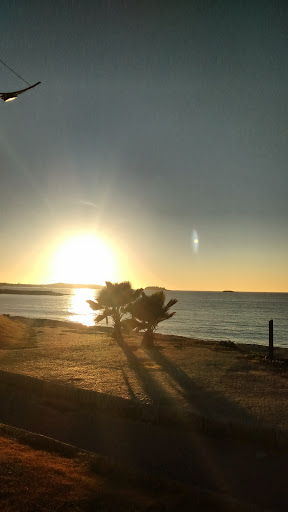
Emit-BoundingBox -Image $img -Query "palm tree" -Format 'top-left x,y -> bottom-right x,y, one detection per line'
125,291 -> 177,348
87,281 -> 142,339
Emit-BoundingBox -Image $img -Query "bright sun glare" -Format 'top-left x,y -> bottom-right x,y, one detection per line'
52,234 -> 115,285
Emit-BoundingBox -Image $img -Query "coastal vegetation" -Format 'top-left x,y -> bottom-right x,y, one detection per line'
87,281 -> 142,340
125,291 -> 178,348
87,282 -> 177,347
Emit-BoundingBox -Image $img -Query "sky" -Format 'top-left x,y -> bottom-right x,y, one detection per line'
0,0 -> 287,292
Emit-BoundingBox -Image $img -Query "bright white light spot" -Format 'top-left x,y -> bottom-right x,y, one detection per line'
52,234 -> 115,285
4,96 -> 17,102
192,229 -> 199,254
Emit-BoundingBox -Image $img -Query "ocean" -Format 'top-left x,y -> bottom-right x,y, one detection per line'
0,288 -> 287,347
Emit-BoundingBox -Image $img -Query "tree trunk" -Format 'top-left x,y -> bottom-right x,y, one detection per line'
113,310 -> 123,341
113,323 -> 123,341
141,330 -> 155,349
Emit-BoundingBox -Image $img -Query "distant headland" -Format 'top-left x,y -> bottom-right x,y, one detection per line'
0,282 -> 103,290
0,289 -> 66,296
47,283 -> 104,289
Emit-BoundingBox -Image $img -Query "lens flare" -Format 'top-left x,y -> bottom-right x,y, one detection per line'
192,230 -> 199,253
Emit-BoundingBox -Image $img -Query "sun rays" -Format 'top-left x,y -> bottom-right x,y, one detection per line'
51,234 -> 116,285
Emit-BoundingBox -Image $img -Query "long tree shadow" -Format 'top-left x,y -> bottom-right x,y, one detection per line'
120,367 -> 137,401
114,335 -> 177,407
147,346 -> 253,424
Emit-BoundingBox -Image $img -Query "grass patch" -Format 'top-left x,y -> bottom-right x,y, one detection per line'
0,432 -> 257,511
0,316 -> 35,349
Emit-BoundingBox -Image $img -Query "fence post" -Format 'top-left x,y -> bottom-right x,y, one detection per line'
269,319 -> 274,360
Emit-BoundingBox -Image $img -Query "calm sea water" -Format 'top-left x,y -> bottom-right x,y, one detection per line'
0,288 -> 287,347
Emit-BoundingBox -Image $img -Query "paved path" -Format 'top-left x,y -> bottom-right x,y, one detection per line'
0,390 -> 287,511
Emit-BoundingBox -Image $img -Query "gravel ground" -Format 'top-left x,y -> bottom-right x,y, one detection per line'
0,316 -> 288,430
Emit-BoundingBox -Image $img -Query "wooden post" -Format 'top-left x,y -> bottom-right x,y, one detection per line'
269,319 -> 274,360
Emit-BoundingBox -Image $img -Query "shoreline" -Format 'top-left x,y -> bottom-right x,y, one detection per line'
2,313 -> 288,356
1,289 -> 287,348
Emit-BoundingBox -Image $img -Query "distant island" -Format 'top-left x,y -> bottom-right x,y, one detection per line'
144,286 -> 167,291
223,290 -> 235,293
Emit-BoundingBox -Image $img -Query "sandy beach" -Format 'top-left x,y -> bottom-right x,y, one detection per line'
0,314 -> 288,431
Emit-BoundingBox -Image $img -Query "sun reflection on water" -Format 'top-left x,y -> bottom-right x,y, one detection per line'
68,289 -> 99,326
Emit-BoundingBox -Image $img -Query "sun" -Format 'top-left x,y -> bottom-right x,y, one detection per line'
51,234 -> 116,285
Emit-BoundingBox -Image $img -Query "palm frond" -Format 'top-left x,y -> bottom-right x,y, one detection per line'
131,287 -> 143,300
163,298 -> 178,313
122,317 -> 143,332
156,311 -> 176,323
86,299 -> 100,311
127,291 -> 177,330
95,312 -> 110,323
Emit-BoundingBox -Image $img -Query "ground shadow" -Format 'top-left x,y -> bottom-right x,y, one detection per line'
146,346 -> 253,424
114,336 -> 176,407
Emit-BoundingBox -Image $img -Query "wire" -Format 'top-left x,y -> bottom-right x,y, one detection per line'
0,58 -> 31,86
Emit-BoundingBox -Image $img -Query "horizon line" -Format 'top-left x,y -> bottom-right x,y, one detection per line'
0,282 -> 287,293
